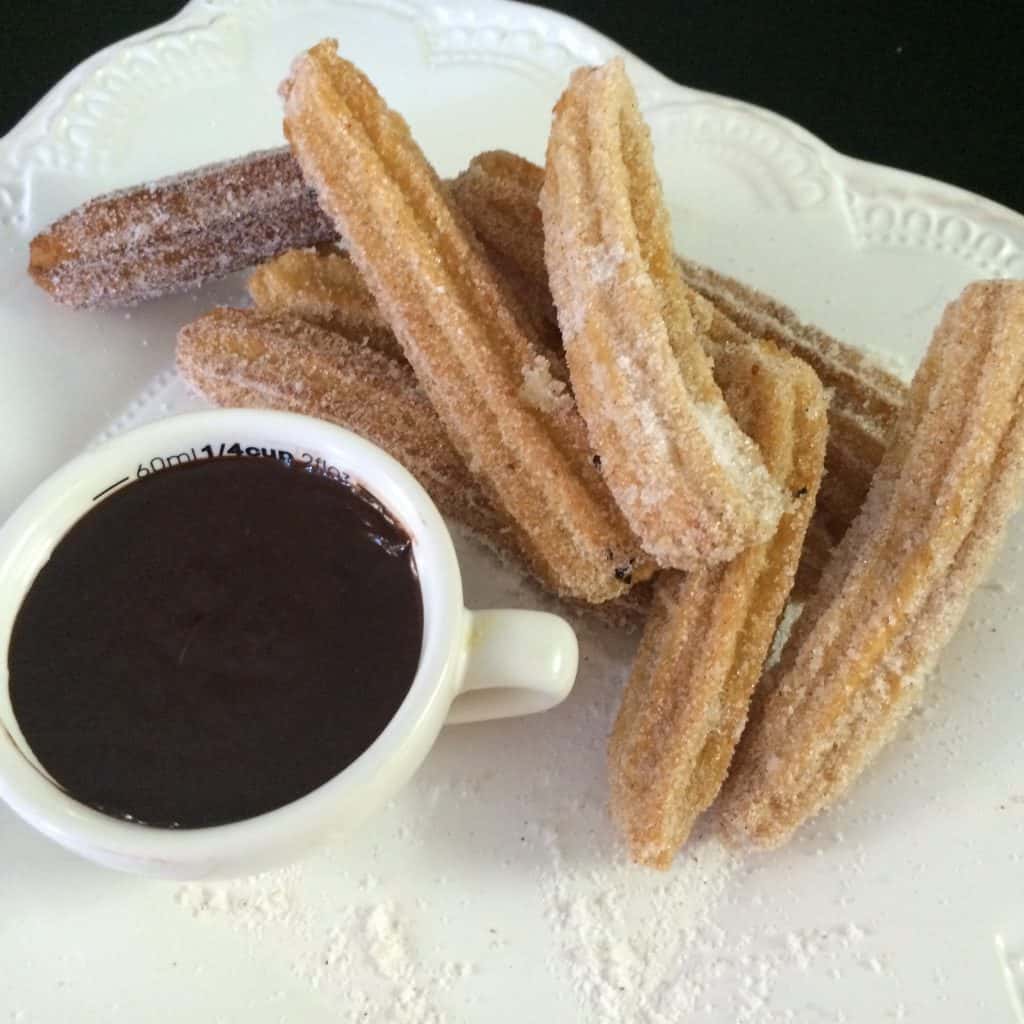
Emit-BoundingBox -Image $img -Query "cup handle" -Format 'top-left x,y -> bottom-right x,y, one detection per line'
446,609 -> 579,725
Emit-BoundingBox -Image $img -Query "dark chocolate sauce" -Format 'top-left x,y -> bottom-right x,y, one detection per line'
8,456 -> 423,828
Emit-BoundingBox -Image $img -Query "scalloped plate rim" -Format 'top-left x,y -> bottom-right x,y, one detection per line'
1,0 -> 1021,235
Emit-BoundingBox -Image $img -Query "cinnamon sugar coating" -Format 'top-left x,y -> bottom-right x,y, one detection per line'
280,41 -> 650,603
541,60 -> 786,569
609,341 -> 827,866
719,281 -> 1024,847
176,306 -> 649,630
29,148 -> 334,308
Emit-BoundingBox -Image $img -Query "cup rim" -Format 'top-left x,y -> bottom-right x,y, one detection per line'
0,409 -> 464,869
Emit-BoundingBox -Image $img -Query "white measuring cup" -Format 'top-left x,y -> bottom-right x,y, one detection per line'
0,409 -> 578,878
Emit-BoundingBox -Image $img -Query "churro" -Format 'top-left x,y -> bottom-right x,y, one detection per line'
542,60 -> 785,568
449,150 -> 559,348
248,245 -> 403,360
609,341 -> 827,866
176,306 -> 649,629
719,281 -> 1024,848
450,151 -> 546,294
455,148 -> 907,568
29,148 -> 334,308
282,41 -> 649,603
176,306 -> 502,539
676,258 -> 907,556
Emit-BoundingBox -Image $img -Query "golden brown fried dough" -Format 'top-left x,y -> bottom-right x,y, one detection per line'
281,41 -> 650,603
248,245 -> 402,360
609,341 -> 827,866
542,60 -> 786,569
719,281 -> 1024,847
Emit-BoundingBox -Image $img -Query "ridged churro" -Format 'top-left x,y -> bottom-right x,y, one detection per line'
542,60 -> 785,568
675,258 -> 907,556
450,151 -> 547,295
176,306 -> 504,540
719,281 -> 1024,848
29,148 -> 334,308
282,41 -> 649,603
455,148 -> 908,570
248,245 -> 403,360
176,306 -> 649,629
449,151 -> 560,348
609,341 -> 827,866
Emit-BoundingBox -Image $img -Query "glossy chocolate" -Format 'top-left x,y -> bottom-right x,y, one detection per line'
8,456 -> 423,828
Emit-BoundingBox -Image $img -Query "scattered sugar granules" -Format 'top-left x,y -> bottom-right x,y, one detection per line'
176,870 -> 471,1024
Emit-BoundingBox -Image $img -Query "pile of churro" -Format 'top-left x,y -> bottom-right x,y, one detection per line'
30,40 -> 1024,867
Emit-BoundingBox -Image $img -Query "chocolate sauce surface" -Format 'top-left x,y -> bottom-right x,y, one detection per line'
8,456 -> 423,828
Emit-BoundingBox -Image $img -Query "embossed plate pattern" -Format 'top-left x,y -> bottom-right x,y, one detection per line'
1,2 -> 1023,1022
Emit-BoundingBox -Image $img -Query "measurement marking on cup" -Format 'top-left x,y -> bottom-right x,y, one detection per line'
138,448 -> 200,476
91,476 -> 130,502
95,443 -> 302,500
198,442 -> 297,464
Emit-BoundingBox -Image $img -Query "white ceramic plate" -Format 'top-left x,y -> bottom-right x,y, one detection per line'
1,2 -> 1022,1021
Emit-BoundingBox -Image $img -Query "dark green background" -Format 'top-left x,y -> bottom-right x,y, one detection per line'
3,1 -> 1021,212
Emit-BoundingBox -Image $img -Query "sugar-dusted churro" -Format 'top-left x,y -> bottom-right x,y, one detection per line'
675,258 -> 907,555
176,306 -> 649,629
176,307 -> 502,538
542,60 -> 786,569
282,41 -> 649,603
719,281 -> 1024,848
243,242 -> 849,608
609,341 -> 827,866
454,149 -> 907,568
449,150 -> 559,347
29,148 -> 335,308
248,245 -> 403,361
